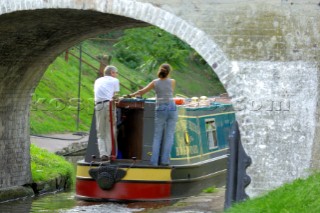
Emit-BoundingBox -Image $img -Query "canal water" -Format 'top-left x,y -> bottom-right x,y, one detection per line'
0,190 -> 174,212
0,188 -> 179,213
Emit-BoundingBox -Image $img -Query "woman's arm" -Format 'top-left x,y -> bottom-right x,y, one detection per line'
130,81 -> 155,97
171,79 -> 176,92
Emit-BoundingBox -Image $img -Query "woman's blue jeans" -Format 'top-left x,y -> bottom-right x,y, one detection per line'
150,102 -> 178,166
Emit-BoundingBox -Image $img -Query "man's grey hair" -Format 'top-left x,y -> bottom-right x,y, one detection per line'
104,65 -> 118,76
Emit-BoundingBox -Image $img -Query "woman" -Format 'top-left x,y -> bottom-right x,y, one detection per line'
130,63 -> 178,166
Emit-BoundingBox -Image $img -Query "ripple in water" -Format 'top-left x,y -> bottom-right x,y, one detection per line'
62,203 -> 144,213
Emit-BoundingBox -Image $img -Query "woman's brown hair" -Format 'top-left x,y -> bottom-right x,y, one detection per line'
157,63 -> 172,79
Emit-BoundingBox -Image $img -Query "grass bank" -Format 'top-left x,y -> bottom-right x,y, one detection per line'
225,172 -> 320,213
31,144 -> 75,187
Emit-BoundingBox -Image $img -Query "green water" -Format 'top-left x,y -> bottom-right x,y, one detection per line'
0,190 -> 173,213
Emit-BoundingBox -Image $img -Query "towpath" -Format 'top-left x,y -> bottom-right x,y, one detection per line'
31,133 -> 89,153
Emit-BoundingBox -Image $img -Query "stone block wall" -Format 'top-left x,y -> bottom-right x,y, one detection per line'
230,61 -> 318,196
0,92 -> 32,187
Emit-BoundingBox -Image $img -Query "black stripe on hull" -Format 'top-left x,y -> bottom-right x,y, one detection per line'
171,170 -> 226,198
170,156 -> 227,198
171,156 -> 228,180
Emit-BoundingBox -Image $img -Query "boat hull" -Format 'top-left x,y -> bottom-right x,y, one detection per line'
75,155 -> 227,201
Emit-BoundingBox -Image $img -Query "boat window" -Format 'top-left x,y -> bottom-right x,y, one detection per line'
205,119 -> 218,149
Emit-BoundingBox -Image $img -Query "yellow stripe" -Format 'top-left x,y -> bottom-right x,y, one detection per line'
170,148 -> 228,160
76,165 -> 172,181
178,111 -> 235,118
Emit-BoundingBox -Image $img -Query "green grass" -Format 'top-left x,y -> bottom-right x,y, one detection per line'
225,172 -> 320,213
202,186 -> 218,193
30,44 -> 101,134
30,144 -> 75,186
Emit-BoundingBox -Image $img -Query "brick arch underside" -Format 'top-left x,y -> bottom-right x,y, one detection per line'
0,9 -> 147,188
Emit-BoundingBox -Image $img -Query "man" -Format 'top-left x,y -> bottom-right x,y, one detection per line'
94,65 -> 120,162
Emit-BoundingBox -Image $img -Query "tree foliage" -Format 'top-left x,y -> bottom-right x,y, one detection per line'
113,26 -> 192,72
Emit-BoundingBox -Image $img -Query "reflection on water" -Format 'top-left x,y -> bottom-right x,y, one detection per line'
0,192 -> 157,213
32,191 -> 78,212
0,189 -> 173,213
0,198 -> 32,213
31,191 -> 144,213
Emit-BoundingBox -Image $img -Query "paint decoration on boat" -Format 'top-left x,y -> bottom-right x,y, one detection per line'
75,95 -> 235,201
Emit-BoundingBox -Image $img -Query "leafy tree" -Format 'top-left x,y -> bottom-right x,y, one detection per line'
113,26 -> 192,73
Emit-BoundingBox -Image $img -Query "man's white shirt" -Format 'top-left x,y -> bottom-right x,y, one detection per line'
94,76 -> 120,102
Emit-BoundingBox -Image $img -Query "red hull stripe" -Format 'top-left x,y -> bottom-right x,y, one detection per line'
76,179 -> 171,200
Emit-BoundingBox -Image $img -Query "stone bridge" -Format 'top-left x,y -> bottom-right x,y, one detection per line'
0,0 -> 320,198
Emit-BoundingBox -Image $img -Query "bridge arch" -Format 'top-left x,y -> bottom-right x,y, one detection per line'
0,0 -> 235,192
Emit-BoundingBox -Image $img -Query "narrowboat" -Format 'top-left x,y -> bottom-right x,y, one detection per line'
75,96 -> 235,201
